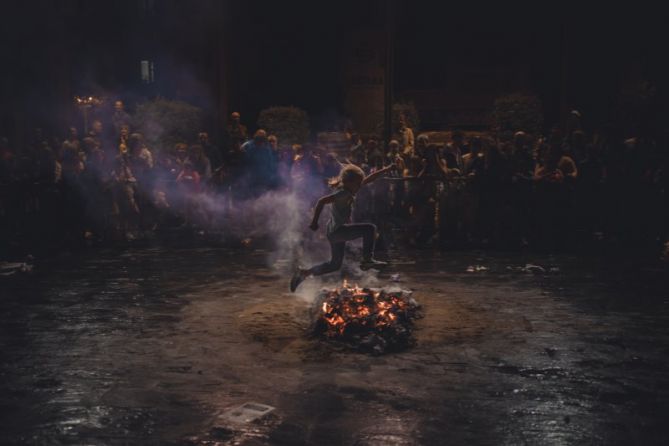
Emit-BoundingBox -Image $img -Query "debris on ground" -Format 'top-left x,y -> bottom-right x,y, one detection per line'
219,402 -> 275,424
505,263 -> 560,274
0,261 -> 33,276
522,263 -> 545,274
466,265 -> 488,273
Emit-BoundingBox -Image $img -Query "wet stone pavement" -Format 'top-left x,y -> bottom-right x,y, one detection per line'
1,245 -> 668,445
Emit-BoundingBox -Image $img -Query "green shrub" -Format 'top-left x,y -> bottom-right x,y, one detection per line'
133,98 -> 204,152
257,106 -> 310,145
492,93 -> 543,135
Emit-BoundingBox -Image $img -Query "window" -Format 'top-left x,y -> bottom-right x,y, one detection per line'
140,60 -> 155,83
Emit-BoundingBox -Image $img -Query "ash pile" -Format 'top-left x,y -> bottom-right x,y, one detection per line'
312,281 -> 422,355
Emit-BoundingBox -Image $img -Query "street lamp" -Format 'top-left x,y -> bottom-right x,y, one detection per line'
74,95 -> 103,134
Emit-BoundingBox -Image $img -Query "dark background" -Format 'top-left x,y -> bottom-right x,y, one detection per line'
1,1 -> 666,140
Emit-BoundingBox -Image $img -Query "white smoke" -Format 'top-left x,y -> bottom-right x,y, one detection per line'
175,180 -> 383,300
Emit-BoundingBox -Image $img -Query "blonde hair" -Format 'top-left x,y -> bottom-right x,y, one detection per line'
329,163 -> 365,188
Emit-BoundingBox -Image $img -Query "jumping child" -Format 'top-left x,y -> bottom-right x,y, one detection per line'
290,161 -> 399,292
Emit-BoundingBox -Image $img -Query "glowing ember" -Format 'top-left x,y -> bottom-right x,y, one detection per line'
313,280 -> 421,354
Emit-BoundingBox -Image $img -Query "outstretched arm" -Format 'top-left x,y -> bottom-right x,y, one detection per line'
309,192 -> 337,230
362,160 -> 399,185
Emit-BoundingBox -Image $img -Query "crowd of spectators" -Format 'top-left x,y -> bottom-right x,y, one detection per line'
0,104 -> 667,257
352,112 -> 667,252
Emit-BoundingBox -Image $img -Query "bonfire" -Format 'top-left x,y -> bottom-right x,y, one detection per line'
313,280 -> 421,354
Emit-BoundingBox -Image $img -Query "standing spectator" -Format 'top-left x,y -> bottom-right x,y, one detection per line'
411,143 -> 447,245
118,124 -> 131,153
198,131 -> 222,170
241,129 -> 279,194
462,136 -> 486,177
366,139 -> 384,170
348,133 -> 366,166
176,161 -> 201,193
406,134 -> 431,176
578,129 -> 608,238
478,141 -> 509,245
397,114 -> 415,156
534,140 -> 578,182
176,161 -> 202,226
88,119 -> 107,150
174,143 -> 191,170
442,130 -> 468,173
112,100 -> 131,139
272,136 -> 293,184
533,139 -> 578,248
268,134 -> 279,152
83,138 -> 107,185
80,137 -> 109,238
128,133 -> 154,178
224,113 -> 246,188
61,127 -> 83,178
386,139 -> 402,164
152,152 -> 177,218
190,144 -> 212,182
35,140 -> 59,184
126,133 -> 155,229
509,131 -> 534,178
226,112 -> 248,155
508,131 -> 535,246
385,139 -> 406,218
111,150 -> 139,239
461,136 -> 486,241
291,144 -> 323,187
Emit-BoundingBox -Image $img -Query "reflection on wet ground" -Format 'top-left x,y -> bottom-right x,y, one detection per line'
0,246 -> 668,445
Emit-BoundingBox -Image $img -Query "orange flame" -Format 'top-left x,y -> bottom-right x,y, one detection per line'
319,281 -> 414,337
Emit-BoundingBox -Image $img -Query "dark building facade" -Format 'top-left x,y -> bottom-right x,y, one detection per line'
1,2 -> 665,144
2,0 -> 229,144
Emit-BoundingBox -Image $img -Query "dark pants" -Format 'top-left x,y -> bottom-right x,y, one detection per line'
308,223 -> 376,276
